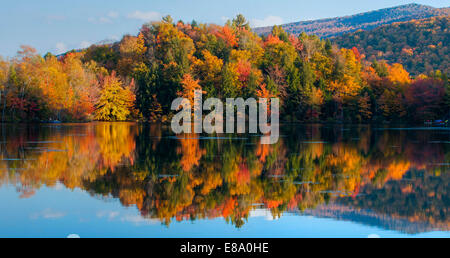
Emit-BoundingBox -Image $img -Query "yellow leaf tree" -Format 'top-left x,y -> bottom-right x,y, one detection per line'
95,71 -> 135,121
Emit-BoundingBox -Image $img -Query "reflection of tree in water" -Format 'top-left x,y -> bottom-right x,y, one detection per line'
0,124 -> 448,231
339,169 -> 449,231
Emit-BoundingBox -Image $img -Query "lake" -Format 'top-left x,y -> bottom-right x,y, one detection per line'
0,122 -> 448,238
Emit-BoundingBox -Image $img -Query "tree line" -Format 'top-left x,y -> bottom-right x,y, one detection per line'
0,14 -> 449,123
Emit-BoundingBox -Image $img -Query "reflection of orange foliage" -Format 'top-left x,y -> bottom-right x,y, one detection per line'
0,123 -> 448,229
309,142 -> 324,160
326,144 -> 363,193
177,135 -> 205,172
19,189 -> 36,199
119,188 -> 146,210
385,160 -> 411,181
288,194 -> 303,210
199,167 -> 223,195
96,123 -> 137,170
265,199 -> 283,209
229,161 -> 252,196
222,197 -> 237,218
256,143 -> 269,162
401,185 -> 414,194
236,163 -> 250,184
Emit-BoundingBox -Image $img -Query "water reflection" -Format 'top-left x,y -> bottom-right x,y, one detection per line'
0,123 -> 448,234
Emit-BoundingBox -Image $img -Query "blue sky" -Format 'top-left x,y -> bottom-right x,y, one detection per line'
0,0 -> 449,57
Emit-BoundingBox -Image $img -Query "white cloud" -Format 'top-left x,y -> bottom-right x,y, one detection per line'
127,11 -> 162,21
30,208 -> 66,219
96,210 -> 120,220
99,17 -> 112,24
251,15 -> 283,28
249,208 -> 278,220
88,11 -> 119,24
89,17 -> 112,24
108,11 -> 119,19
121,214 -> 159,225
42,209 -> 65,219
53,182 -> 64,190
55,42 -> 67,54
80,41 -> 92,49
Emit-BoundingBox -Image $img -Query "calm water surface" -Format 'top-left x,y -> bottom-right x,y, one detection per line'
0,123 -> 448,238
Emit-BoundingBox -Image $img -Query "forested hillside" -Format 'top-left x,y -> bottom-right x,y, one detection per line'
0,14 -> 448,123
253,3 -> 449,38
332,16 -> 450,76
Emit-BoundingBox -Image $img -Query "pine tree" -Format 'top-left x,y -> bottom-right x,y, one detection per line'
134,63 -> 159,120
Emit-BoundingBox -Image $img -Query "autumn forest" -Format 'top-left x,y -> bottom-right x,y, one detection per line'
0,14 -> 449,123
0,3 -> 449,238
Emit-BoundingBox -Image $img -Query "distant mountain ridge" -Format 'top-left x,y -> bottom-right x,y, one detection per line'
253,3 -> 450,38
299,204 -> 448,234
332,16 -> 450,75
